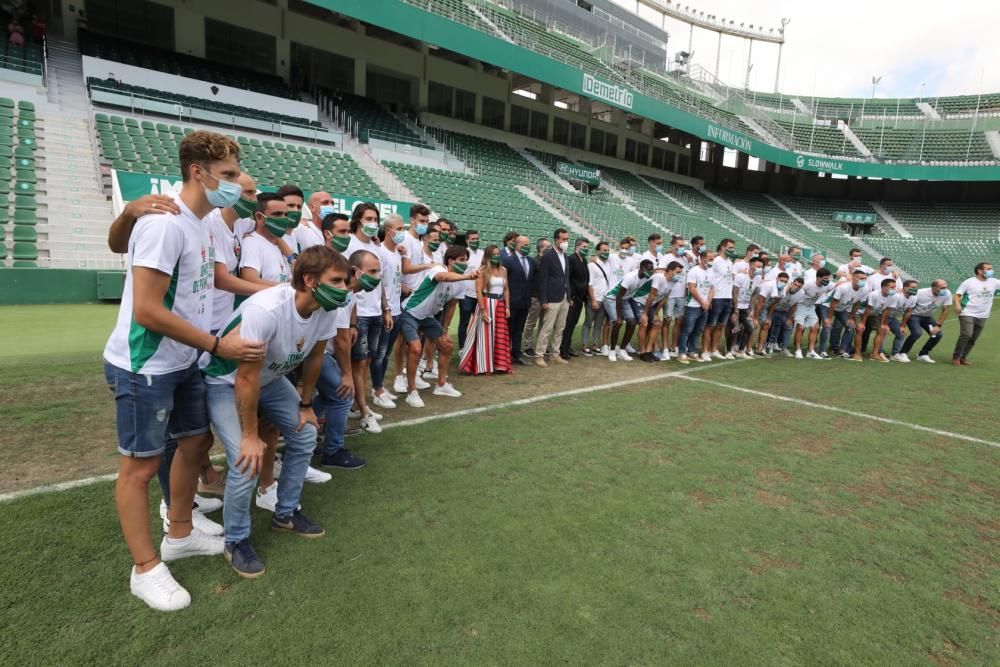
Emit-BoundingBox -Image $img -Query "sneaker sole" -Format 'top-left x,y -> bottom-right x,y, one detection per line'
271,524 -> 326,539
224,550 -> 267,579
321,462 -> 367,471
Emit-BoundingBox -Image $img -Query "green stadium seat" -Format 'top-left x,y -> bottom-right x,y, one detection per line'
13,209 -> 36,225
12,242 -> 38,260
14,196 -> 36,211
12,260 -> 38,267
14,182 -> 35,196
12,226 -> 37,242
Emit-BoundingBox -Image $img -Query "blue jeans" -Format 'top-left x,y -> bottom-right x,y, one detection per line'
206,377 -> 318,544
707,298 -> 732,326
885,317 -> 904,355
831,309 -> 856,354
768,310 -> 790,350
351,315 -> 383,361
899,315 -> 943,356
314,353 -> 353,457
371,319 -> 400,391
815,305 -> 831,352
678,305 -> 707,355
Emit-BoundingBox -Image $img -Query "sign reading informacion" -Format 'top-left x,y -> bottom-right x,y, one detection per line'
833,211 -> 877,225
113,170 -> 414,220
556,161 -> 600,187
582,73 -> 634,110
706,123 -> 753,153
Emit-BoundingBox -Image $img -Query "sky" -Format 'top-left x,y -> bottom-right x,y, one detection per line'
607,0 -> 998,99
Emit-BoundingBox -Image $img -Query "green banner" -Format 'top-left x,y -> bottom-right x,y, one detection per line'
556,161 -> 600,186
308,0 -> 1000,182
833,211 -> 877,224
113,170 -> 413,220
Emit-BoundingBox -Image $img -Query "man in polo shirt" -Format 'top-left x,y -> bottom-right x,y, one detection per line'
951,262 -> 999,366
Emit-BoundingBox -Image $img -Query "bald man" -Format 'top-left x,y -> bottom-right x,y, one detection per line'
296,190 -> 333,251
898,279 -> 951,362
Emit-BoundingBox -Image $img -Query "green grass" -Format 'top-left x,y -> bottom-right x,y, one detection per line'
0,305 -> 998,665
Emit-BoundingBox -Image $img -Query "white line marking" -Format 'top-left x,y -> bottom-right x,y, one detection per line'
0,361 -> 738,503
675,375 -> 1000,449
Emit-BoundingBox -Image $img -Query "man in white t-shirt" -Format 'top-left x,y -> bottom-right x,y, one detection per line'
790,268 -> 836,359
398,246 -> 479,407
867,257 -> 901,294
102,131 -> 264,611
677,250 -> 715,364
727,256 -> 763,357
582,242 -> 611,356
457,229 -> 484,351
371,214 -> 405,409
766,253 -> 803,282
639,261 -> 684,361
705,238 -> 736,359
276,183 -> 304,252
640,233 -> 666,269
899,279 -> 951,362
733,244 -> 759,276
836,248 -> 875,279
294,190 -> 333,251
240,193 -> 293,287
664,236 -> 690,355
857,277 -> 900,362
604,259 -> 655,362
201,246 -> 346,578
885,279 -> 919,361
345,203 -> 392,434
785,245 -> 806,278
752,272 -> 791,356
826,270 -> 870,357
952,262 -> 999,366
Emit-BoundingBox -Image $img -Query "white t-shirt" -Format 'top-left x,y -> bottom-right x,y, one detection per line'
401,232 -> 427,290
837,262 -> 875,277
625,252 -> 641,272
346,235 -> 382,317
281,232 -> 298,255
104,195 -> 215,375
956,277 -> 1000,319
911,288 -> 951,317
668,254 -> 690,298
686,265 -> 713,308
645,272 -> 671,306
759,281 -> 789,308
588,260 -> 612,303
241,233 -> 291,284
734,273 -> 754,309
868,271 -> 901,294
782,288 -> 807,312
640,250 -> 667,270
733,259 -> 750,275
766,262 -> 803,282
893,294 -> 917,318
377,244 -> 404,316
402,265 -> 456,319
201,284 -> 337,387
800,280 -> 837,308
832,282 -> 867,313
209,212 -> 256,332
292,222 -> 325,251
709,257 -> 734,300
865,290 -> 898,316
460,248 -> 484,300
606,269 -> 652,301
606,253 -> 629,284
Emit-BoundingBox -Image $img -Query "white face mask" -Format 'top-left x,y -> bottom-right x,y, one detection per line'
558,241 -> 568,252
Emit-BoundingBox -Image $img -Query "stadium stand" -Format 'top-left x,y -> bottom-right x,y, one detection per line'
851,126 -> 993,163
327,92 -> 432,149
1,97 -> 41,266
773,119 -> 861,158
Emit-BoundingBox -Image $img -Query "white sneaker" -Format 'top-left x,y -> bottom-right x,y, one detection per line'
794,350 -> 803,359
422,369 -> 439,380
374,387 -> 398,401
160,529 -> 224,562
433,382 -> 463,398
711,351 -> 724,359
405,390 -> 425,408
723,352 -> 736,360
917,354 -> 935,364
661,350 -> 671,361
130,563 -> 190,611
255,482 -> 277,511
782,349 -> 794,358
608,350 -> 617,362
600,345 -> 610,356
372,393 -> 396,409
414,376 -> 431,390
677,354 -> 690,364
898,354 -> 911,363
746,350 -> 755,358
194,494 -> 222,514
347,409 -> 362,419
700,352 -> 712,362
625,343 -> 637,354
393,375 -> 409,394
618,350 -> 633,361
360,413 -> 383,434
305,465 -> 332,483
366,409 -> 383,421
160,500 -> 223,536
807,351 -> 823,360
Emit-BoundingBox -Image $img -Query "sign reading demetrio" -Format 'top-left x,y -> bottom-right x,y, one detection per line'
582,73 -> 633,110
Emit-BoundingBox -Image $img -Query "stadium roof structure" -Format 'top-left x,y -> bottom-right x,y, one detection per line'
306,0 -> 1000,182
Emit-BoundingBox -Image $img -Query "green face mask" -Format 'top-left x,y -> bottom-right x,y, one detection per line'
358,273 -> 381,292
264,216 -> 290,237
469,240 -> 480,251
428,241 -> 441,252
439,232 -> 451,243
232,197 -> 256,219
452,262 -> 468,274
507,242 -> 516,252
518,246 -> 530,257
725,249 -> 737,259
598,251 -> 610,261
640,270 -> 652,279
907,287 -> 918,295
312,283 -> 350,311
330,235 -> 350,252
579,247 -> 590,258
362,222 -> 379,238
286,210 -> 302,225
489,255 -> 502,266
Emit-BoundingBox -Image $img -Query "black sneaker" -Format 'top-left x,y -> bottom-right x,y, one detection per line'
224,539 -> 266,579
523,348 -> 537,358
272,509 -> 325,539
582,348 -> 594,357
320,448 -> 367,470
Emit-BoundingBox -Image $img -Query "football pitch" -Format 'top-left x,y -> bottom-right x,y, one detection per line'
0,304 -> 997,665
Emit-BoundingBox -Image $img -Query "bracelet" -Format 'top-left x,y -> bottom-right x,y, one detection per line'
299,402 -> 312,409
209,336 -> 220,356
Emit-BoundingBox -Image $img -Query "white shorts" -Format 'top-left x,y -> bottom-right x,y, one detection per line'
794,308 -> 819,328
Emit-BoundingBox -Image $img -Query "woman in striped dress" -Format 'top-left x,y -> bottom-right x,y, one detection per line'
460,244 -> 512,374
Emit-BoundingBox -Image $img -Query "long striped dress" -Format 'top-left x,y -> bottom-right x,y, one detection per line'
460,274 -> 512,374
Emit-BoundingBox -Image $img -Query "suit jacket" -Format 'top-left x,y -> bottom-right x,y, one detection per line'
502,250 -> 534,310
567,252 -> 590,301
538,249 -> 571,304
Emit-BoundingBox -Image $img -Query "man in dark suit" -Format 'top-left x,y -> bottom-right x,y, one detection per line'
502,234 -> 534,365
559,237 -> 591,359
535,228 -> 572,366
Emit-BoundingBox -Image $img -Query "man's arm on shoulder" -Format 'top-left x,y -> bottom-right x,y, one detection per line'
107,195 -> 180,253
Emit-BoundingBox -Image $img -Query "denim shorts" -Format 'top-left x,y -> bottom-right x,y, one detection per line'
707,298 -> 732,326
603,296 -> 635,322
666,296 -> 686,319
351,314 -> 383,361
627,298 -> 644,320
103,361 -> 209,458
398,310 -> 444,342
794,307 -> 819,328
